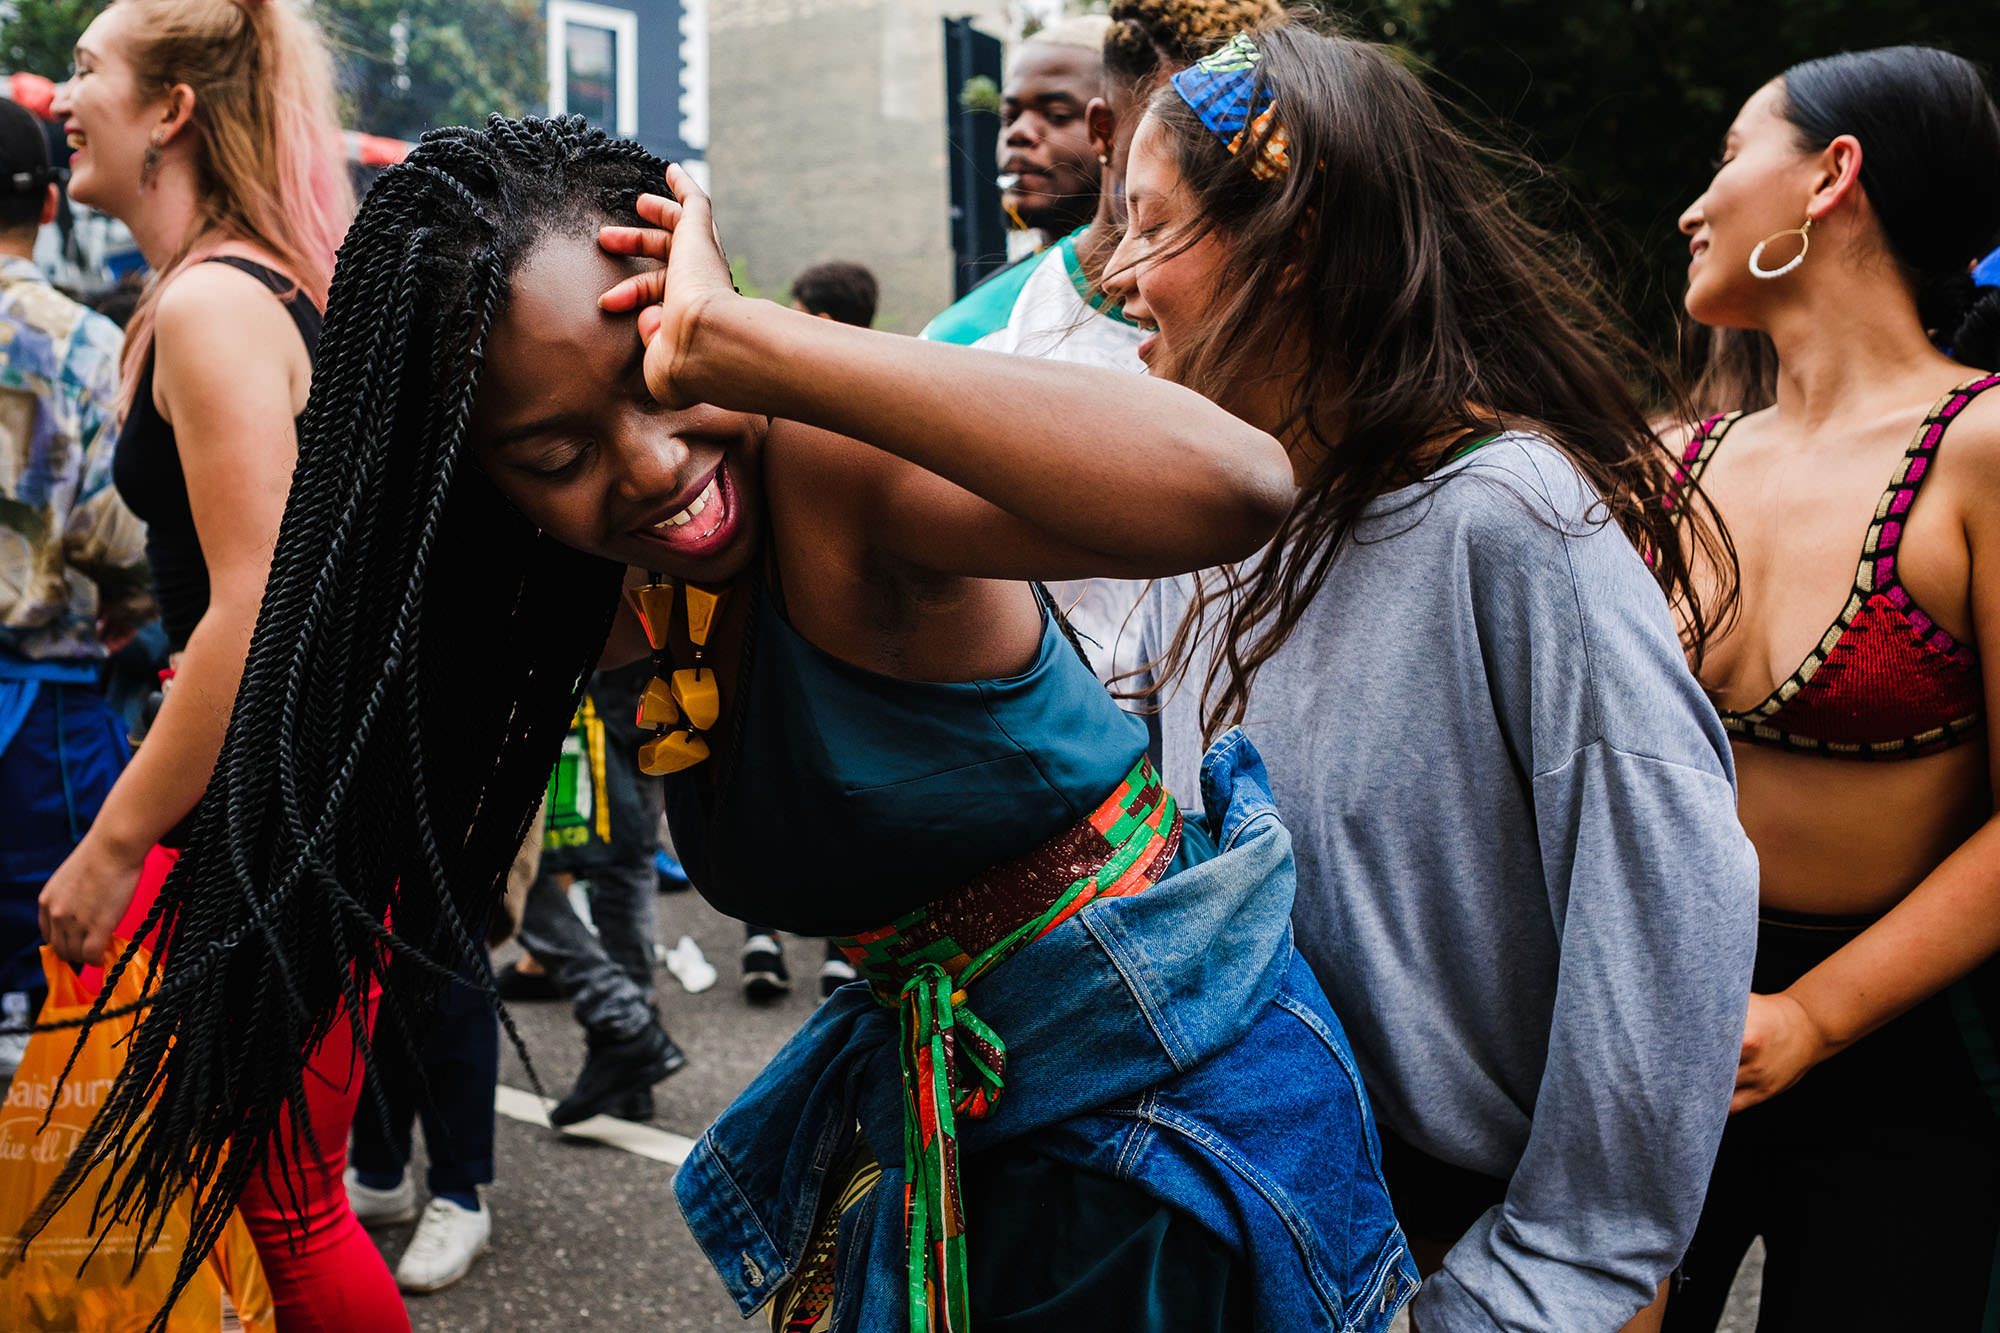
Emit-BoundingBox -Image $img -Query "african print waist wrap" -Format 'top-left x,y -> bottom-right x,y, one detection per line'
827,753 -> 1182,1333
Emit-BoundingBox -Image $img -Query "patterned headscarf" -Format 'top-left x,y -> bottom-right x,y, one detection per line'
1169,32 -> 1292,180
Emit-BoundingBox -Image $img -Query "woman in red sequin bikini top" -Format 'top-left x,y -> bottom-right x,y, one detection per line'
1661,45 -> 2000,1333
1676,374 -> 1993,759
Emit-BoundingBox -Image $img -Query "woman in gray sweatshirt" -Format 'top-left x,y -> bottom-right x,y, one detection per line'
1104,25 -> 1761,1332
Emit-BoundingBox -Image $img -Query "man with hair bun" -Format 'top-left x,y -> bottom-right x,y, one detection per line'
1096,0 -> 1292,221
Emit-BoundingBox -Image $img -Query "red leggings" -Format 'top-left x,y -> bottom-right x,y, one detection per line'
124,848 -> 409,1333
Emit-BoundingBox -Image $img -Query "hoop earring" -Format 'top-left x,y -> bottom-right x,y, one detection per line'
1749,217 -> 1813,279
139,134 -> 162,192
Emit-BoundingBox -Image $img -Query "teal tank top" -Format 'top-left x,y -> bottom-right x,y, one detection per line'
662,581 -> 1202,936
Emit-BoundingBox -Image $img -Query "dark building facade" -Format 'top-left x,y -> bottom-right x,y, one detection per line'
546,0 -> 708,172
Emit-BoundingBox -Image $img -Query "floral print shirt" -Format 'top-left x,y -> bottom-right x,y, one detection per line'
0,255 -> 149,661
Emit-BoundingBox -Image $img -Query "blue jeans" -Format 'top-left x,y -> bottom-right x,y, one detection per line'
350,972 -> 498,1197
676,731 -> 1417,1330
517,858 -> 658,1040
0,668 -> 127,994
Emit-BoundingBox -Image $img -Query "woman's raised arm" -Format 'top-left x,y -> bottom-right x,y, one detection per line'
599,166 -> 1295,579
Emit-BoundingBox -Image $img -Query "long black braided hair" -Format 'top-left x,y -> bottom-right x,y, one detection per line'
19,116 -> 660,1322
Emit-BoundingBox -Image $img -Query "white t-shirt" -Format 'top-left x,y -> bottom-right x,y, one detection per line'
921,227 -> 1145,373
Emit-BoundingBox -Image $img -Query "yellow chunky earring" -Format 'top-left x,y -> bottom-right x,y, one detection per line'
628,576 -> 728,775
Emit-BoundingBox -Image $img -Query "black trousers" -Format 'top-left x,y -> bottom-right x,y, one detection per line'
1375,1126 -> 1507,1253
1666,910 -> 2000,1332
350,968 -> 499,1196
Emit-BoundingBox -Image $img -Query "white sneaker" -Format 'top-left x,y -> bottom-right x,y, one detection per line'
818,955 -> 858,999
0,991 -> 31,1079
665,935 -> 718,994
395,1195 -> 492,1293
344,1167 -> 418,1226
0,1029 -> 28,1081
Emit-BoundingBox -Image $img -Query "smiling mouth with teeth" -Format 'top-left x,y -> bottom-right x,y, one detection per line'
65,133 -> 84,150
653,474 -> 719,529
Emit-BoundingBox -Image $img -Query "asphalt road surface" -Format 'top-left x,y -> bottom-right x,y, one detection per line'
368,884 -> 819,1331
367,884 -> 1765,1332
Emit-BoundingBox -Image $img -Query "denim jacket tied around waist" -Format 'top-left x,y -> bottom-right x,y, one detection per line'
673,730 -> 1418,1331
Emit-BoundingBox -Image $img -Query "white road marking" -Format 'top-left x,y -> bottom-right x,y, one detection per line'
493,1084 -> 697,1167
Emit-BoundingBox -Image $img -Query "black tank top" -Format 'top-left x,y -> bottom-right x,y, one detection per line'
111,256 -> 322,650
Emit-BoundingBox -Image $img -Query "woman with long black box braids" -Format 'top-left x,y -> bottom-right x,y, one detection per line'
22,116 -> 639,1327
31,115 -> 1420,1333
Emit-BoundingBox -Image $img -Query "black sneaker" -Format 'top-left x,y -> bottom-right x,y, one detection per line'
548,1021 -> 687,1127
741,934 -> 791,1002
496,961 -> 564,1002
611,1087 -> 655,1121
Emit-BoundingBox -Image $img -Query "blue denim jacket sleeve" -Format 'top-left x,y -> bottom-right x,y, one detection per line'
674,730 -> 1417,1331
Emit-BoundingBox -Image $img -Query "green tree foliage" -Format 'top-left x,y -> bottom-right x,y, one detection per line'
316,0 -> 546,141
0,1 -> 546,142
0,0 -> 97,79
1338,0 -> 1999,349
959,74 -> 1003,118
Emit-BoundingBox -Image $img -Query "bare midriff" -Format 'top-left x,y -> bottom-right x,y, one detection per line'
1736,740 -> 1990,916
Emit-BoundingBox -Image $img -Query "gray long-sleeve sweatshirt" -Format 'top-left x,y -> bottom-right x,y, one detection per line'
1134,436 -> 1759,1332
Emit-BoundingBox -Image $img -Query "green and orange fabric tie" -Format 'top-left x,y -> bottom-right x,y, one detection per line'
830,754 -> 1181,1333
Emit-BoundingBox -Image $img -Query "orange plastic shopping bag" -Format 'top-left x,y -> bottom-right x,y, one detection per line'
0,942 -> 276,1332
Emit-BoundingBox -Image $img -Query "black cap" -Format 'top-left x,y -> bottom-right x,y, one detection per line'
0,98 -> 53,194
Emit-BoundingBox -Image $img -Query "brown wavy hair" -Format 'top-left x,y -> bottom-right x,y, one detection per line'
1132,22 -> 1736,741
